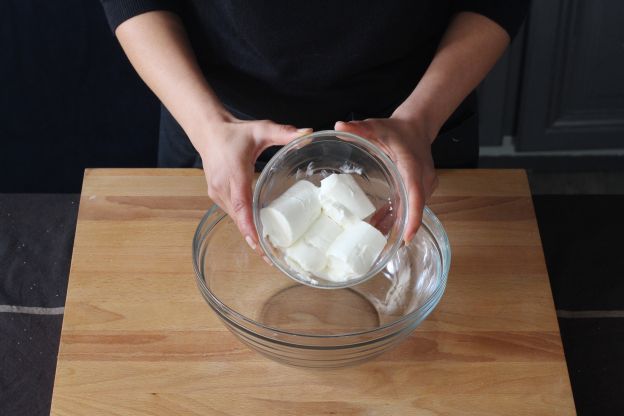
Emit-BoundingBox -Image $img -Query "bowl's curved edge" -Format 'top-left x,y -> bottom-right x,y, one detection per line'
192,204 -> 451,342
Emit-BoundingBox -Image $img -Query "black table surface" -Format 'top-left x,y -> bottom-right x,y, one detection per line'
1,194 -> 623,415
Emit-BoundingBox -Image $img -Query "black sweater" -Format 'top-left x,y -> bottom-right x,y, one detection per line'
100,0 -> 529,129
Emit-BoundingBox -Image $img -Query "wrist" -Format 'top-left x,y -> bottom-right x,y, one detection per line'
183,103 -> 233,139
391,107 -> 440,145
176,100 -> 234,159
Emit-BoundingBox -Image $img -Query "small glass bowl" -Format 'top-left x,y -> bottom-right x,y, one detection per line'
193,205 -> 450,367
252,130 -> 408,289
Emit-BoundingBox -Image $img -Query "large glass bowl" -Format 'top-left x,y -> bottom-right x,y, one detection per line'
193,204 -> 450,368
252,130 -> 409,289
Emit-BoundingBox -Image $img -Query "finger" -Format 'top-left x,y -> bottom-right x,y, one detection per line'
204,170 -> 227,210
228,170 -> 259,253
334,120 -> 376,139
401,169 -> 425,243
405,184 -> 424,243
334,120 -> 394,157
369,202 -> 394,235
208,184 -> 231,224
425,174 -> 439,203
253,121 -> 312,148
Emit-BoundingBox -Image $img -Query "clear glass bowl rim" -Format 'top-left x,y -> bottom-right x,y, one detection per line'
251,130 -> 409,289
192,204 -> 451,340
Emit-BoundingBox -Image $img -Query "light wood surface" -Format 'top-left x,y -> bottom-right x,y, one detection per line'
50,168 -> 575,415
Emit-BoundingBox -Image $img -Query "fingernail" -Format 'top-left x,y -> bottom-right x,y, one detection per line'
245,235 -> 256,251
262,256 -> 273,266
297,128 -> 312,133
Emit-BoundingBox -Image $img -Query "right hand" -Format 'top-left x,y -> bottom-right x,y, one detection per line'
189,114 -> 311,253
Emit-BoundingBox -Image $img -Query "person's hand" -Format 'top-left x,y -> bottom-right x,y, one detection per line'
190,114 -> 311,252
334,117 -> 437,243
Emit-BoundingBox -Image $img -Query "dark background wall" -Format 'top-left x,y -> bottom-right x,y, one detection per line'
0,0 -> 159,193
2,0 -> 624,193
479,0 -> 624,152
517,0 -> 624,151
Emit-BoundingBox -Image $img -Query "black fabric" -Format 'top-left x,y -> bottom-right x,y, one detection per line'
0,194 -> 78,416
533,195 -> 624,415
100,0 -> 177,30
432,111 -> 479,168
0,195 -> 79,307
533,196 -> 624,311
558,318 -> 624,415
452,0 -> 527,39
158,100 -> 480,170
0,314 -> 63,416
100,0 -> 528,131
102,0 -> 528,37
158,106 -> 202,168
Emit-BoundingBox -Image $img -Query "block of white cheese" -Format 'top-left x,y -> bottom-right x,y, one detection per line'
285,214 -> 343,276
324,220 -> 387,282
260,180 -> 321,247
260,176 -> 387,284
301,214 -> 343,251
319,174 -> 376,226
285,240 -> 327,275
319,199 -> 356,227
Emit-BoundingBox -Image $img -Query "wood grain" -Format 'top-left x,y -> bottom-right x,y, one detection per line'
50,169 -> 575,415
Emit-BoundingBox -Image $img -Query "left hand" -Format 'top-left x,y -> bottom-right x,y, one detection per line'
334,117 -> 438,243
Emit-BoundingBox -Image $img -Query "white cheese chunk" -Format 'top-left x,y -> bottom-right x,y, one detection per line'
319,199 -> 357,227
285,214 -> 343,278
285,240 -> 327,275
260,176 -> 387,284
260,180 -> 321,247
324,220 -> 387,282
319,174 -> 376,226
302,214 -> 343,250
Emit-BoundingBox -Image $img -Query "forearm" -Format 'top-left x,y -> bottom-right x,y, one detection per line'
393,12 -> 510,142
115,11 -> 227,142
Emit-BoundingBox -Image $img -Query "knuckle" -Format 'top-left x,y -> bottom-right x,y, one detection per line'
206,189 -> 221,205
431,175 -> 439,189
209,179 -> 223,192
276,124 -> 291,133
252,120 -> 272,138
208,175 -> 228,196
231,198 -> 247,214
257,120 -> 272,129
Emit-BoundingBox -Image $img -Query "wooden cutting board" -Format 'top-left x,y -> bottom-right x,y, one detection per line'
50,168 -> 575,415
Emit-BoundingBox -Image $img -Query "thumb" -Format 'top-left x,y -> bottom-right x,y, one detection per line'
254,121 -> 312,147
335,119 -> 393,157
334,120 -> 375,139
